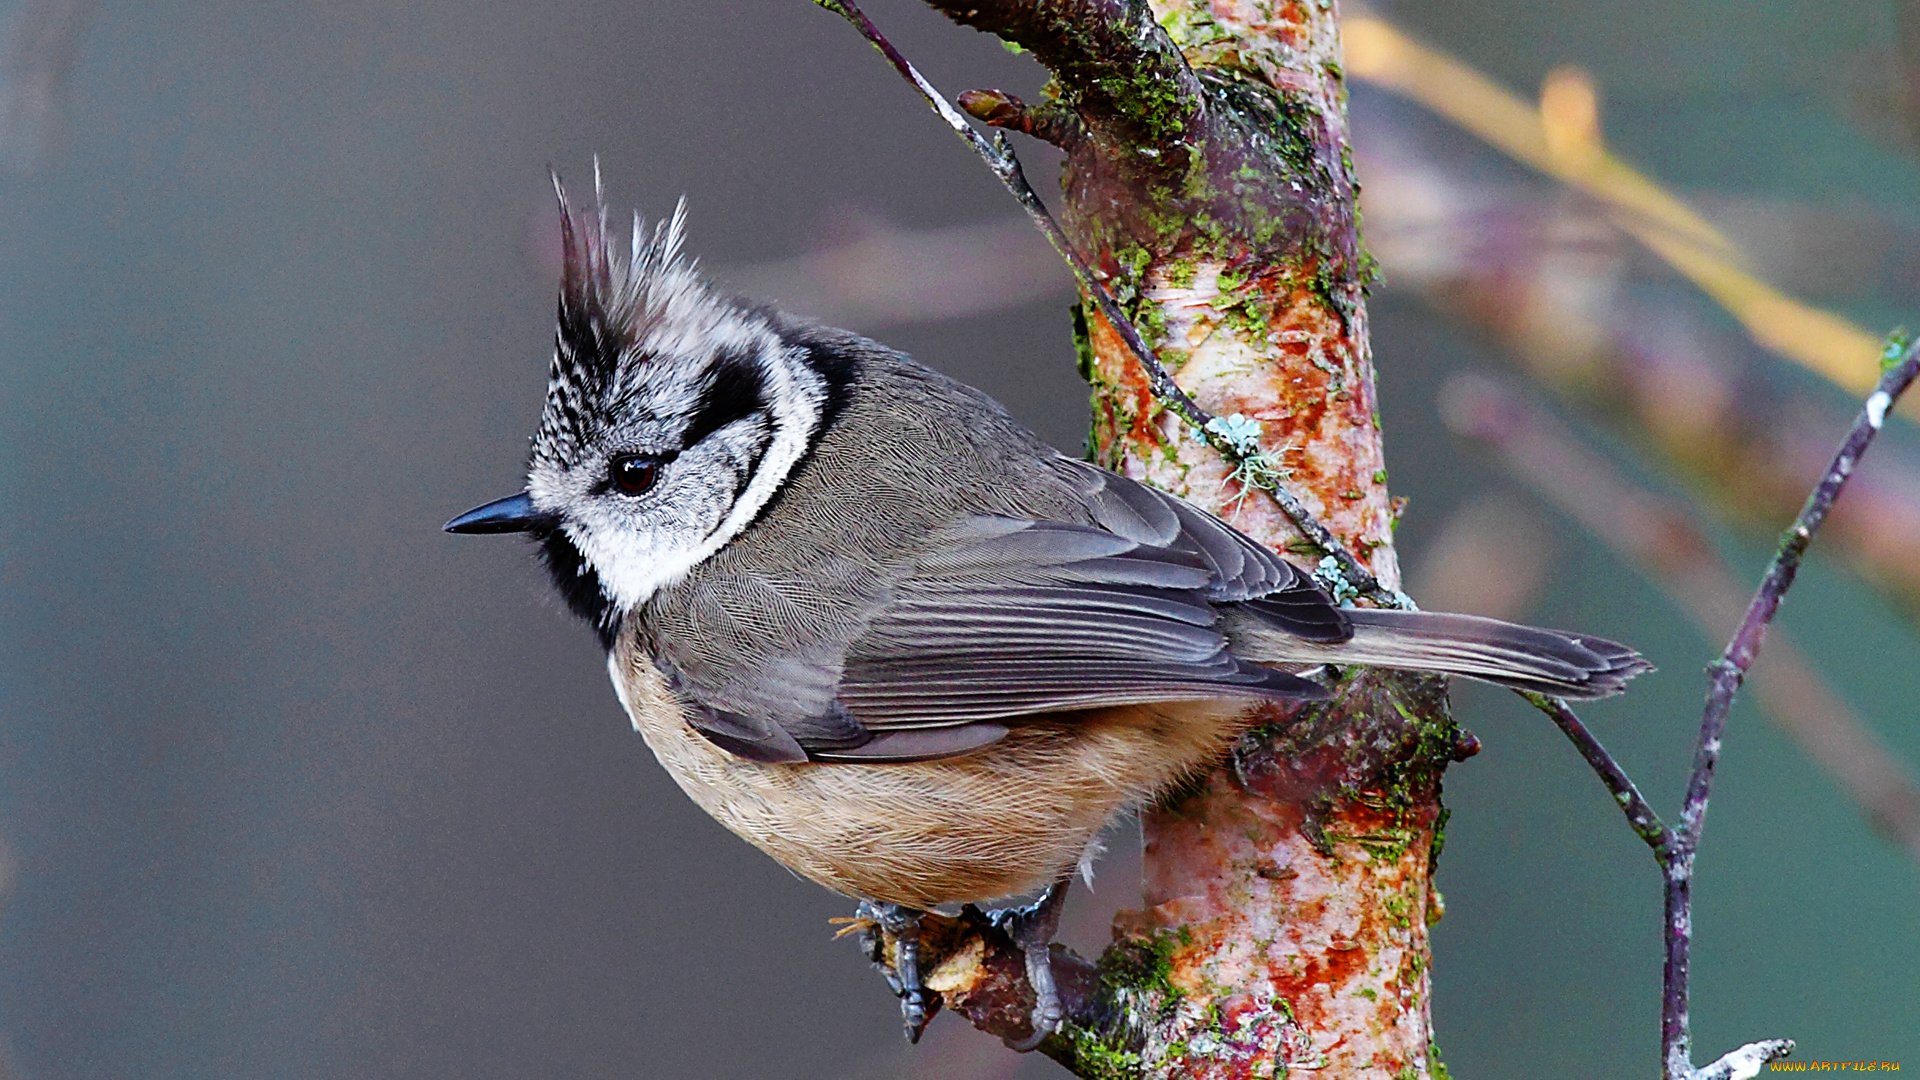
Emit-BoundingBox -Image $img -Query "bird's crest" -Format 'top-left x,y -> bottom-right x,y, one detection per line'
534,165 -> 700,468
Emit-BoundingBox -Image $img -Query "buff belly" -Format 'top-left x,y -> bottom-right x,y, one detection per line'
609,641 -> 1251,909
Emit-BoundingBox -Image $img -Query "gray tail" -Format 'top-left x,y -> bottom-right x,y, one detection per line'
1240,607 -> 1652,699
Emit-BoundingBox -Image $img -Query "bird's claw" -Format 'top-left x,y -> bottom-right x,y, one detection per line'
991,879 -> 1070,1051
856,901 -> 937,1044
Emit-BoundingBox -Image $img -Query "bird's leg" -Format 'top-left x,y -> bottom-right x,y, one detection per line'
858,900 -> 935,1043
991,878 -> 1070,1050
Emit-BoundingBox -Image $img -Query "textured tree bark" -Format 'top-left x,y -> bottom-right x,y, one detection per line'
887,2 -> 1465,1075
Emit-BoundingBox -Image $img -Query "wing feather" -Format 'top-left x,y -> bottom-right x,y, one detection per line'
1047,458 -> 1350,641
832,512 -> 1329,732
649,458 -> 1348,764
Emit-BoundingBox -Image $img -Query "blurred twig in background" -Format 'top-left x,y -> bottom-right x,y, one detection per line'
1353,86 -> 1920,618
1442,371 -> 1920,859
0,0 -> 90,175
1406,494 -> 1558,624
1344,15 -> 1891,401
1895,0 -> 1920,149
718,211 -> 1069,329
1836,0 -> 1920,155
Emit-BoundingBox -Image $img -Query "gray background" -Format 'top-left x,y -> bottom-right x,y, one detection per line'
0,1 -> 1914,1077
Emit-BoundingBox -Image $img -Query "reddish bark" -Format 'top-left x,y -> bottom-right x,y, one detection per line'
881,1 -> 1460,1075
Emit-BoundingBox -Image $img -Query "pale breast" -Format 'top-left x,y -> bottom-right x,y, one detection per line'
608,641 -> 1251,909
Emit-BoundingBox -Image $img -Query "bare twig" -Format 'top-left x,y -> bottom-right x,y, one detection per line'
1521,692 -> 1673,853
808,0 -> 1397,606
1656,335 -> 1920,1078
1683,337 -> 1920,844
1503,334 -> 1918,1080
1444,372 -> 1920,857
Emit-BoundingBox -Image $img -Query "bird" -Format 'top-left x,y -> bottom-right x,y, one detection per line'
446,180 -> 1650,1045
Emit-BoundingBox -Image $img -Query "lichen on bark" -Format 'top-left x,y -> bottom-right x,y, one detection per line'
889,1 -> 1464,1074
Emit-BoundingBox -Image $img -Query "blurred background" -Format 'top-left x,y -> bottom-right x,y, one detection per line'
0,0 -> 1915,1076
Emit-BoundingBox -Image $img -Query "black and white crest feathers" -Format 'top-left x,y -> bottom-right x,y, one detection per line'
532,174 -> 702,470
521,177 -> 845,631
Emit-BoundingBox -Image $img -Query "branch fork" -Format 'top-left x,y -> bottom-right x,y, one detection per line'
1526,334 -> 1919,1079
957,88 -> 1084,148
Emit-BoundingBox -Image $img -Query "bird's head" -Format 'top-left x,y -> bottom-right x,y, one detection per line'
445,176 -> 842,643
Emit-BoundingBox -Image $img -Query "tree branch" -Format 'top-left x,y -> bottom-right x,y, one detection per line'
1523,692 -> 1673,853
813,2 -> 1453,1076
930,0 -> 1207,168
1444,372 -> 1920,857
1496,335 -> 1919,1079
811,0 -> 1398,607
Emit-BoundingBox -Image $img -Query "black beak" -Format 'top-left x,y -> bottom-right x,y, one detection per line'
444,491 -> 550,534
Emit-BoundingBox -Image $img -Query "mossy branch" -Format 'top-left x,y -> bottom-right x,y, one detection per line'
813,0 -> 1398,606
812,2 -> 1450,1076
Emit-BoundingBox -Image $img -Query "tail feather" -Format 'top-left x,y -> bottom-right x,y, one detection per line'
1233,606 -> 1652,699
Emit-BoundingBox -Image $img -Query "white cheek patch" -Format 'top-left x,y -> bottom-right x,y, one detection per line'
559,451 -> 732,614
564,517 -> 691,618
560,338 -> 827,616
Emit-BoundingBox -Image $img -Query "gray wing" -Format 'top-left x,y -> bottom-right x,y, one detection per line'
1044,458 -> 1350,640
817,471 -> 1357,760
656,458 -> 1347,765
646,571 -> 875,764
833,514 -> 1327,734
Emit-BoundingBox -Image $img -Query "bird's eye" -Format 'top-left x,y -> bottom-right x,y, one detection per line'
609,454 -> 663,496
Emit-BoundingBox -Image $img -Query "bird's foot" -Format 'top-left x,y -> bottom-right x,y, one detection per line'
989,879 -> 1070,1051
854,900 -> 936,1044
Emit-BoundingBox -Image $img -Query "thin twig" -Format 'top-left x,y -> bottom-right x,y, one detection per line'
1520,692 -> 1672,855
1512,333 -> 1917,1080
1657,334 -> 1920,1079
1445,372 -> 1920,857
809,0 -> 1397,606
1681,337 -> 1920,849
